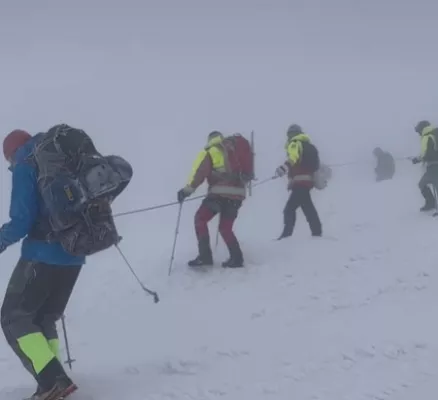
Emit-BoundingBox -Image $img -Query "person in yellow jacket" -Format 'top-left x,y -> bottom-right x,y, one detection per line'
177,131 -> 246,268
412,120 -> 438,212
274,124 -> 322,239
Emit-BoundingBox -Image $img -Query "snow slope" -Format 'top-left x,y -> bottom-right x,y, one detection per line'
2,159 -> 438,400
1,1 -> 438,399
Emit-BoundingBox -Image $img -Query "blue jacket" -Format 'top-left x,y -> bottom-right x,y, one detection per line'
0,135 -> 85,266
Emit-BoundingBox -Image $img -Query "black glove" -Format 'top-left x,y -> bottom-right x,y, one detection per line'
412,157 -> 421,164
275,164 -> 288,178
177,188 -> 189,203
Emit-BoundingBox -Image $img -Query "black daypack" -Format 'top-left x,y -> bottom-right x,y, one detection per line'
300,141 -> 320,173
31,124 -> 133,256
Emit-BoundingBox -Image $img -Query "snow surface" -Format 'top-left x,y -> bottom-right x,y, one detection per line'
1,1 -> 438,399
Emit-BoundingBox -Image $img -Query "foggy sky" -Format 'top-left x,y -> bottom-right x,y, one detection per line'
0,0 -> 437,211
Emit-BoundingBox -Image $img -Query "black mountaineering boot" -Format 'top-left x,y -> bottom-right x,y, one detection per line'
420,187 -> 436,211
222,241 -> 244,268
188,255 -> 214,267
420,202 -> 435,212
25,385 -> 44,400
33,358 -> 77,400
277,219 -> 295,240
188,237 -> 213,266
28,378 -> 77,400
222,258 -> 244,268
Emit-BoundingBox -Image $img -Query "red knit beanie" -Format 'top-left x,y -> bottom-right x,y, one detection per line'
3,129 -> 32,161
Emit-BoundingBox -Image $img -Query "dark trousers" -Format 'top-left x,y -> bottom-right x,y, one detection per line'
418,165 -> 438,207
1,259 -> 81,387
280,186 -> 322,238
194,195 -> 243,261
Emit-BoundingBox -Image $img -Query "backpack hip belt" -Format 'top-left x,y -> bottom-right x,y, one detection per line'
209,184 -> 246,198
290,174 -> 314,183
211,169 -> 246,184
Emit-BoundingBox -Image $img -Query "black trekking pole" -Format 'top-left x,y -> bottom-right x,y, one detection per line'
115,244 -> 159,303
168,202 -> 183,276
252,176 -> 278,188
61,315 -> 76,370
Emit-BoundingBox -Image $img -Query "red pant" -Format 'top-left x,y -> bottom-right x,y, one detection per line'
194,196 -> 242,247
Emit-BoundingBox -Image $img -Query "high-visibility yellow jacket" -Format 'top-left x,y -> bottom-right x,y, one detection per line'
420,125 -> 438,164
185,136 -> 246,199
284,133 -> 315,188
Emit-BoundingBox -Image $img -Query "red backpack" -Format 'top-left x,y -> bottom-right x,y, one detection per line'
214,134 -> 254,183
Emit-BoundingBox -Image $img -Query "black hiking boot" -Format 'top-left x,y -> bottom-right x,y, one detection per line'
188,255 -> 214,267
277,222 -> 294,240
420,187 -> 436,212
32,358 -> 77,400
25,385 -> 44,400
27,377 -> 77,400
222,258 -> 244,268
420,203 -> 435,212
188,236 -> 214,267
222,241 -> 244,268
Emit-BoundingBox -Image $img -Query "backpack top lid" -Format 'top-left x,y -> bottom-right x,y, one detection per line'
44,124 -> 98,161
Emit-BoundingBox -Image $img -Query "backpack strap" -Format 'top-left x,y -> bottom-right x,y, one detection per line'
215,137 -> 234,172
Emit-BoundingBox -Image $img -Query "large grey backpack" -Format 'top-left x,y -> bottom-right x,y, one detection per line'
32,124 -> 133,256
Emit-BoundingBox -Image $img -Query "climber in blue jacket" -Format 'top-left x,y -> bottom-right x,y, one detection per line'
0,129 -> 81,400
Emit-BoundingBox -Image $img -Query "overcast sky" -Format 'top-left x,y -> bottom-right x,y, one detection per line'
0,0 -> 437,210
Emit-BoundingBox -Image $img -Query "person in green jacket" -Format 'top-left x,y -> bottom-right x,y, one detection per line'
412,120 -> 438,211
